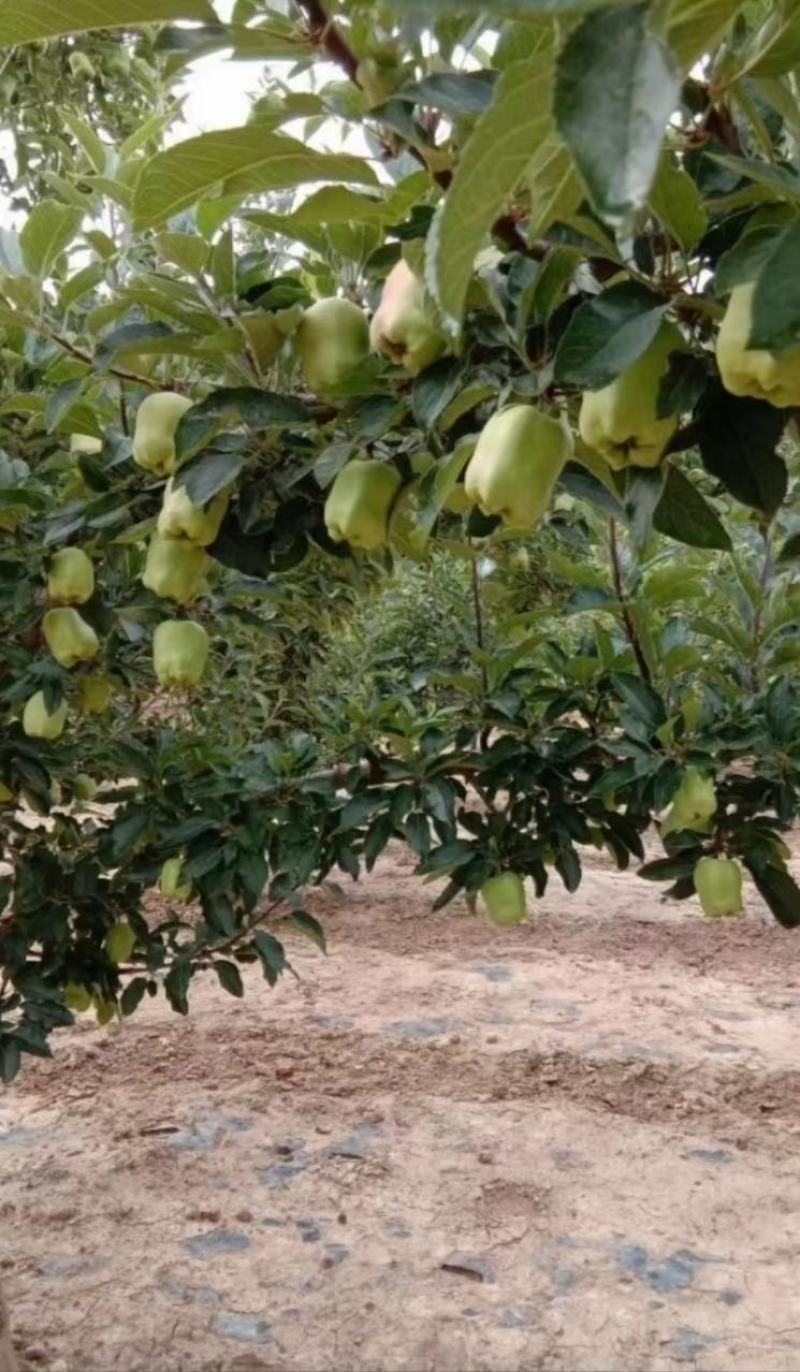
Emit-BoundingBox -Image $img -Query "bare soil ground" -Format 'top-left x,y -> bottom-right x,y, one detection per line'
2,844 -> 799,1372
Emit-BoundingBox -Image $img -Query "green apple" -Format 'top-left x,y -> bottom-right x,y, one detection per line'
660,767 -> 716,838
297,297 -> 369,396
160,855 -> 192,902
153,619 -> 210,687
78,674 -> 114,714
369,260 -> 446,375
142,535 -> 209,605
716,281 -> 800,407
482,872 -> 527,925
694,856 -> 743,918
132,392 -> 193,476
64,982 -> 93,1013
579,320 -> 685,469
324,460 -> 401,550
73,773 -> 98,802
70,433 -> 102,456
47,547 -> 95,605
23,691 -> 68,740
157,478 -> 229,546
43,607 -> 100,668
464,405 -> 573,528
105,921 -> 136,964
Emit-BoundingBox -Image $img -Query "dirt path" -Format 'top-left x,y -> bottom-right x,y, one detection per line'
2,846 -> 799,1372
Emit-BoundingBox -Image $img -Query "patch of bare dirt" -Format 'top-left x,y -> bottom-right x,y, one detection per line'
1,845 -> 799,1372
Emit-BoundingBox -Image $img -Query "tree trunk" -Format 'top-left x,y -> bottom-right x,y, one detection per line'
0,1277 -> 16,1372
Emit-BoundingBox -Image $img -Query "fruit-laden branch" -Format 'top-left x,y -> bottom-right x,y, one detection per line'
293,0 -> 543,261
608,517 -> 653,688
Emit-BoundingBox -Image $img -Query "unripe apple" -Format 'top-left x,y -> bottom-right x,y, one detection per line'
297,297 -> 369,396
132,392 -> 193,476
105,921 -> 136,964
324,459 -> 401,550
23,691 -> 68,740
78,674 -> 114,714
70,433 -> 102,456
464,405 -> 573,529
43,607 -> 100,668
369,260 -> 446,375
142,535 -> 209,605
47,547 -> 95,605
579,320 -> 685,469
716,281 -> 800,407
482,872 -> 527,925
64,982 -> 93,1013
157,478 -> 229,546
153,619 -> 210,687
660,767 -> 716,838
160,855 -> 193,902
73,773 -> 98,802
694,856 -> 743,918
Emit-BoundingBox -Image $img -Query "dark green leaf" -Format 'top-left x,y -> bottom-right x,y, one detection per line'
653,464 -> 732,551
214,960 -> 244,997
749,219 -> 800,350
553,281 -> 667,388
253,930 -> 288,986
286,910 -> 327,952
747,863 -> 800,928
178,449 -> 245,505
695,382 -> 786,514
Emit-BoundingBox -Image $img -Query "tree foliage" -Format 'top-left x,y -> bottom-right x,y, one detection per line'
3,0 -> 800,1079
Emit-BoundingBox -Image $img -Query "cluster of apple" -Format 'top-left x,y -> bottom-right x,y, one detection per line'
22,547 -> 102,740
133,392 -> 223,690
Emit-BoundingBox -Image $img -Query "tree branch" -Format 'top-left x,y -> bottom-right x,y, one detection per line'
294,0 -> 360,82
609,517 -> 653,688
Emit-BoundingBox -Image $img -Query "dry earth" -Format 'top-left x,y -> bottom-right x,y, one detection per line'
1,844 -> 799,1372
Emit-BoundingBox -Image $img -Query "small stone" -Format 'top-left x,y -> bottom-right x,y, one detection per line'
337,1212 -> 347,1225
23,1345 -> 49,1363
315,1125 -> 332,1135
186,1208 -> 221,1223
486,1035 -> 499,1045
477,1149 -> 494,1165
235,1209 -> 253,1223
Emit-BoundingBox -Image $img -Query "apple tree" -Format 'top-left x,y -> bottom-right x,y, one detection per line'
3,0 -> 800,1087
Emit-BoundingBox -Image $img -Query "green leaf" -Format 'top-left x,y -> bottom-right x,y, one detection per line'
62,111 -> 107,175
638,854 -> 697,881
132,128 -> 377,231
120,977 -> 148,1017
175,387 -> 311,460
553,281 -> 667,388
393,0 -> 618,11
666,0 -> 744,69
178,449 -> 245,505
397,72 -> 498,115
164,959 -> 192,1015
747,863 -> 800,928
653,464 -> 732,551
739,2 -> 800,78
253,930 -> 288,987
20,202 -> 82,278
554,3 -> 679,226
425,54 -> 555,335
214,960 -> 244,997
286,910 -> 327,953
526,137 -> 584,240
648,153 -> 708,251
695,382 -> 787,515
748,219 -> 800,350
59,261 -> 106,311
154,232 -> 210,276
0,0 -> 215,46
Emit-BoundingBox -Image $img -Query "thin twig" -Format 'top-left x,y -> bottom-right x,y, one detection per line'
609,517 -> 653,688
